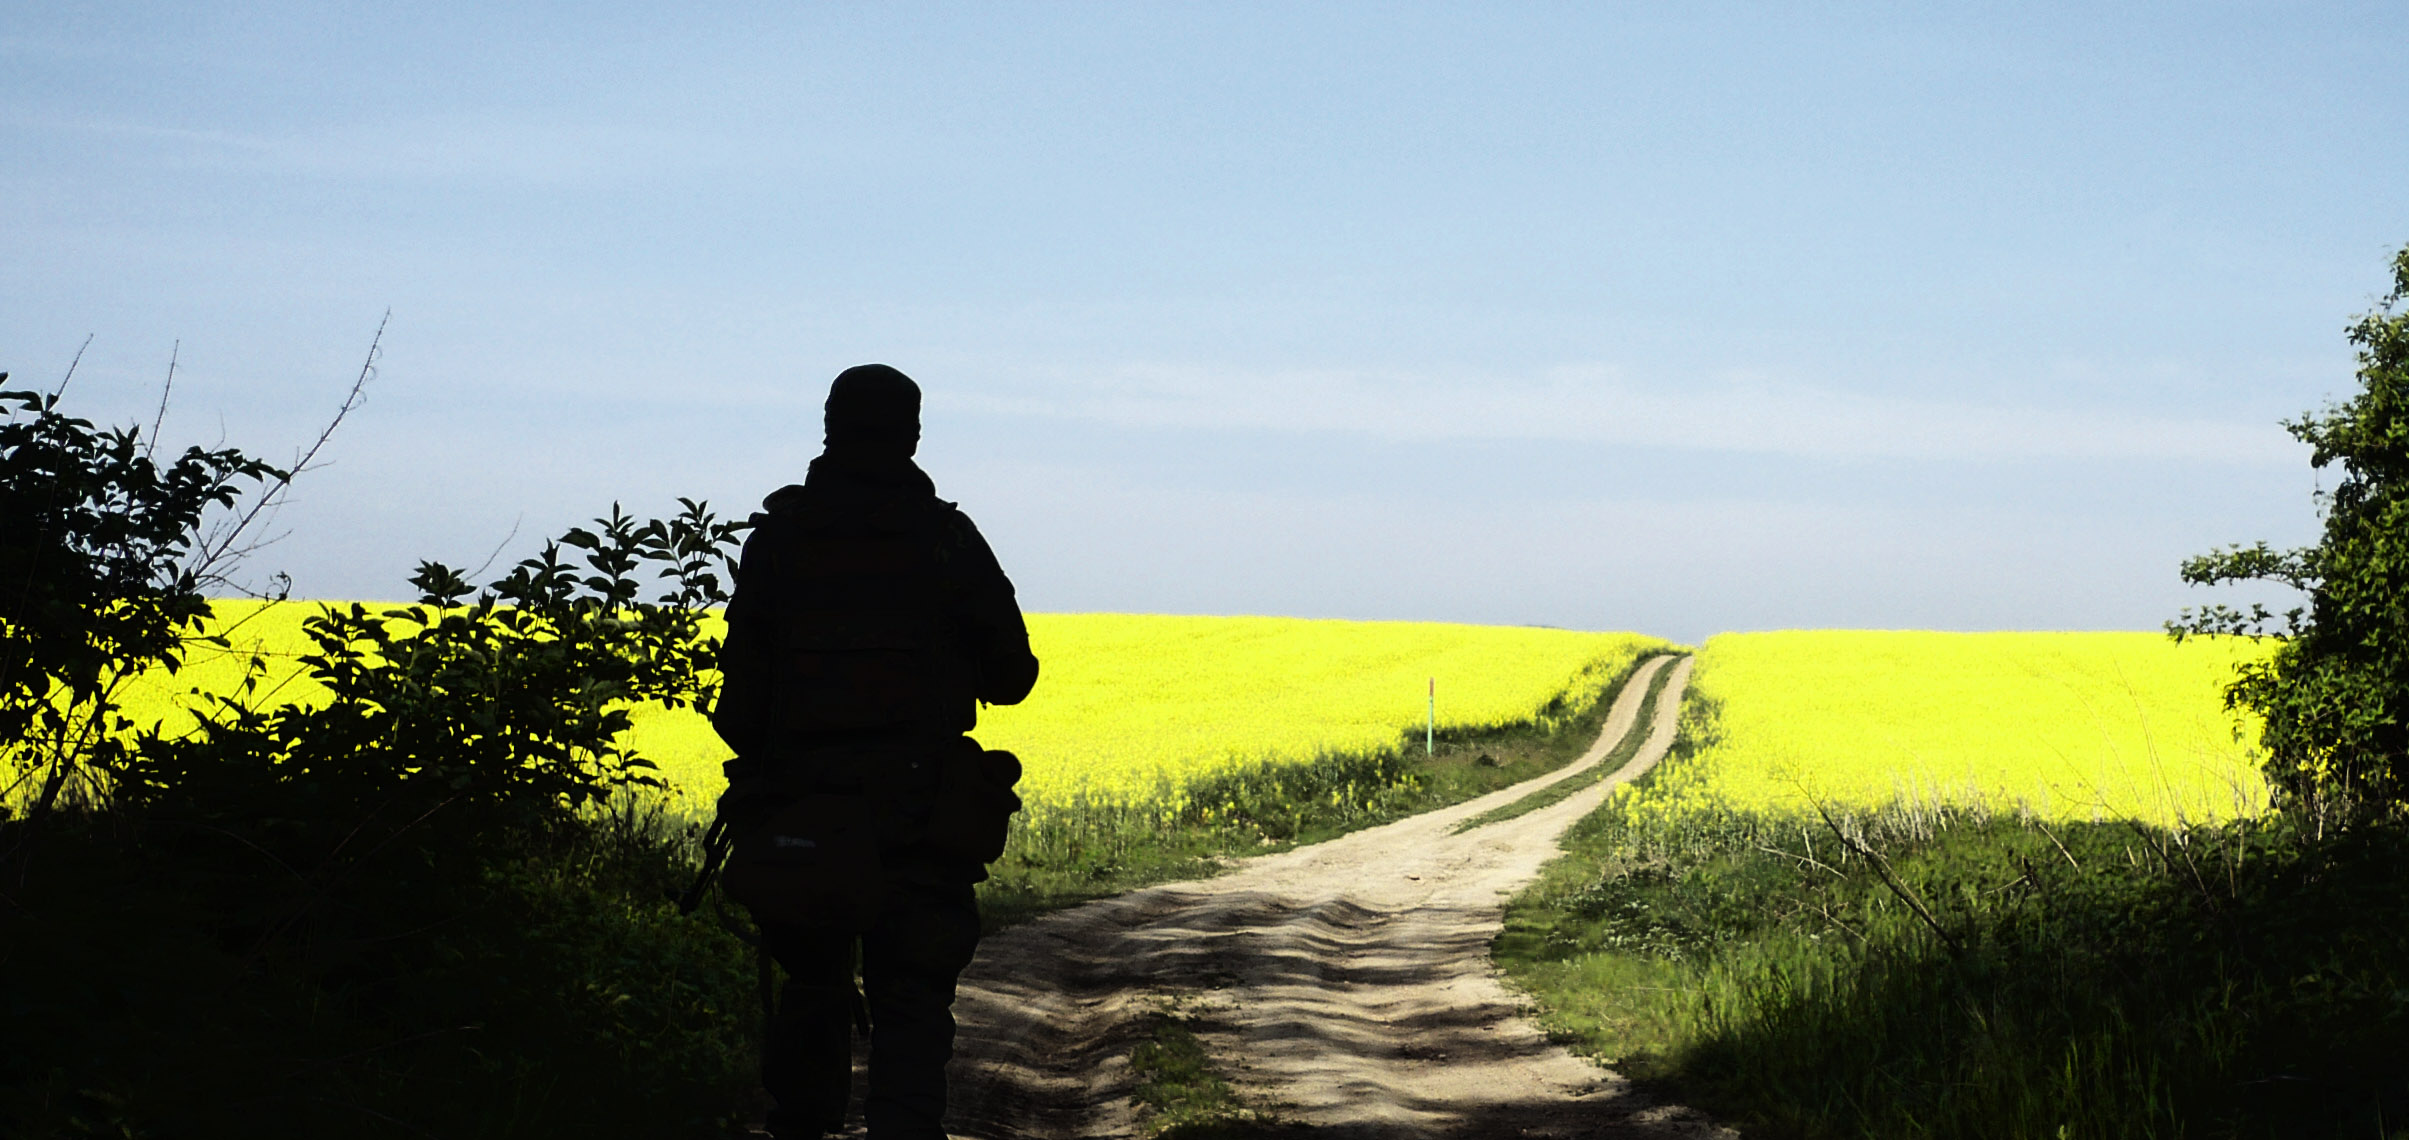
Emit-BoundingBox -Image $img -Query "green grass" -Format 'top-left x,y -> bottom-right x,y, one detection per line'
1128,1000 -> 1278,1138
1495,692 -> 2409,1140
1453,657 -> 1678,834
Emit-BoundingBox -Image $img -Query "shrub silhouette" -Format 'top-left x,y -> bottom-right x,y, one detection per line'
3,365 -> 765,1137
2175,242 -> 2409,818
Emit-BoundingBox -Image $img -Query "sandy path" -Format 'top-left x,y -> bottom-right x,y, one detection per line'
942,655 -> 1734,1140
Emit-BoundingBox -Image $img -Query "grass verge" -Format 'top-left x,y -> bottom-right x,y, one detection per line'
977,650 -> 1679,930
1496,695 -> 2409,1139
1452,657 -> 1677,834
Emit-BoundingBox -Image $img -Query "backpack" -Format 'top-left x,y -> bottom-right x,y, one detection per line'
757,488 -> 976,738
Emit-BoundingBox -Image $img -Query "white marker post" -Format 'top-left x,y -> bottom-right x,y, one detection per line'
1426,676 -> 1435,756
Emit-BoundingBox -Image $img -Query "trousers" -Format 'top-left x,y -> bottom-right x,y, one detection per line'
759,879 -> 981,1140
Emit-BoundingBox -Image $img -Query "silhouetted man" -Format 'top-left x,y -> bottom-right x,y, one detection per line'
712,363 -> 1040,1140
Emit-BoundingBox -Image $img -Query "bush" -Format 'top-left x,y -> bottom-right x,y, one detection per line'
0,379 -> 282,815
2175,242 -> 2409,816
116,501 -> 746,860
1,365 -> 770,1138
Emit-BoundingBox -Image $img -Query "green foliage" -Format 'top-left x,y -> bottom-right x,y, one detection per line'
0,364 -> 771,1136
2174,242 -> 2409,814
0,381 -> 284,813
1,493 -> 761,1137
114,501 -> 746,846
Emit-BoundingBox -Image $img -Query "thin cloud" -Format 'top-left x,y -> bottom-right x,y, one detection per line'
8,109 -> 709,185
5,111 -> 279,153
954,364 -> 2299,466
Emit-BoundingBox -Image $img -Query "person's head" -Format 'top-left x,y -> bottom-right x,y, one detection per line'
823,363 -> 921,457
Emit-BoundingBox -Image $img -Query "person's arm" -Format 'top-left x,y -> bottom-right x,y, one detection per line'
709,519 -> 780,757
943,510 -> 1039,706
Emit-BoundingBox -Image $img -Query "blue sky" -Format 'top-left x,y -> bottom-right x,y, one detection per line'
5,3 -> 2401,643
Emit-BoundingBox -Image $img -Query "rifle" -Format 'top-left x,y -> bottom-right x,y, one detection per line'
676,813 -> 737,915
677,753 -> 764,914
673,778 -> 871,1036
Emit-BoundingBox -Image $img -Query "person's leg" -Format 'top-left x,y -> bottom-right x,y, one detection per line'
761,923 -> 860,1138
859,881 -> 980,1140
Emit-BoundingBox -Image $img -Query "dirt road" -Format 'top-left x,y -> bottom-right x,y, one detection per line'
942,655 -> 1734,1139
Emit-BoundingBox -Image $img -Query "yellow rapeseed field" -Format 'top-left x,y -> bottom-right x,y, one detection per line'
1622,631 -> 2276,827
629,614 -> 1666,810
100,602 -> 1668,814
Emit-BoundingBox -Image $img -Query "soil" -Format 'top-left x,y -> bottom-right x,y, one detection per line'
939,654 -> 1736,1139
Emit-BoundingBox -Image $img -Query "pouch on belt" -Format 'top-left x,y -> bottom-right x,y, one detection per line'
925,741 -> 1023,865
720,793 -> 884,931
